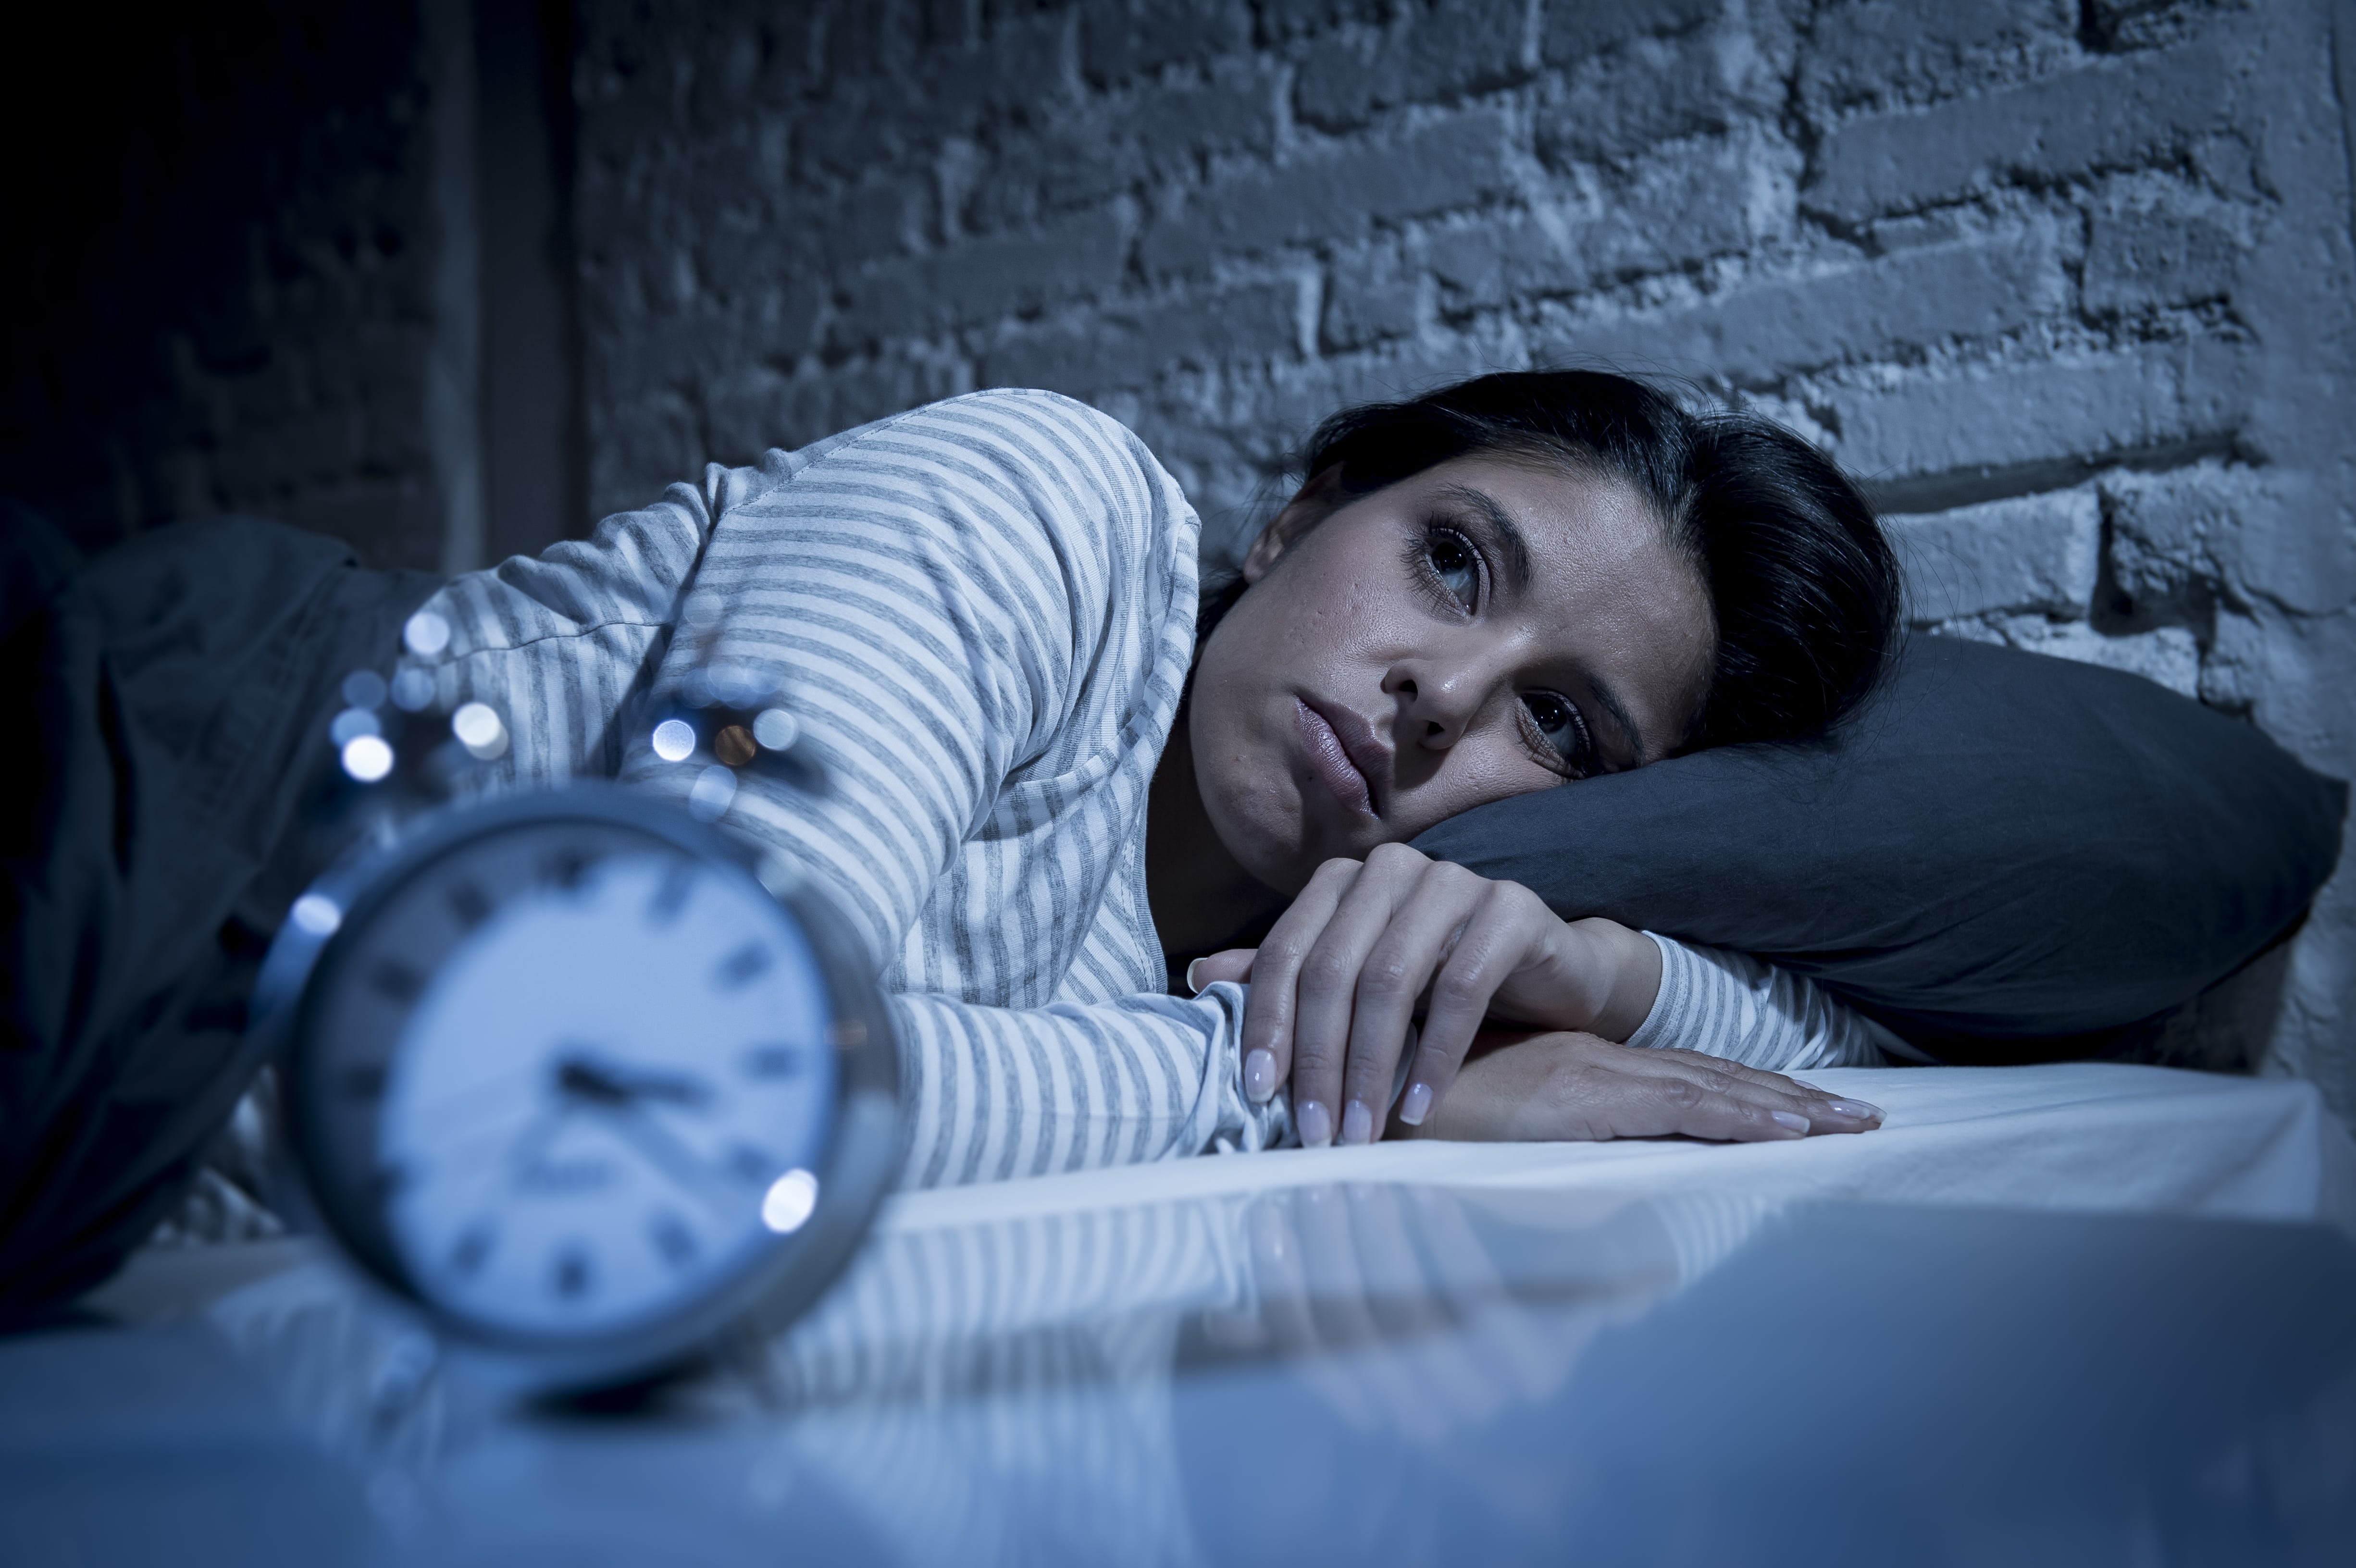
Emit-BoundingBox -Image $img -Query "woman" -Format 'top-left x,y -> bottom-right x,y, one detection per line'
423,368 -> 1901,1187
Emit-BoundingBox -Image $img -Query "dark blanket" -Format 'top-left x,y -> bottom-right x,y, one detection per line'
0,514 -> 437,1314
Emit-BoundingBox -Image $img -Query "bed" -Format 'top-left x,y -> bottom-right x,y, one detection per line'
8,1060 -> 2351,1567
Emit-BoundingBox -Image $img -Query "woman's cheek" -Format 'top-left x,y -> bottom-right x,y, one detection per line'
1404,743 -> 1564,836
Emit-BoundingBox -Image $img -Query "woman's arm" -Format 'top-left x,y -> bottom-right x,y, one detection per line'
1629,933 -> 1905,1072
424,389 -> 1289,1185
1200,842 -> 1887,1144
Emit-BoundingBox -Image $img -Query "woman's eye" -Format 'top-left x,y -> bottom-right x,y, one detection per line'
1522,691 -> 1591,771
1424,530 -> 1478,609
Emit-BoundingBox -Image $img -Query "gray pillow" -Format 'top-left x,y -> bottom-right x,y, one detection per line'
1412,635 -> 2347,1061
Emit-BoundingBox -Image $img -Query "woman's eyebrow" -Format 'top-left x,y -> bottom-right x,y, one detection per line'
1589,676 -> 1646,764
1438,484 -> 1533,592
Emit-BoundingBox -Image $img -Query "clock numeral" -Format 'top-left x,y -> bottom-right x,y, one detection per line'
446,880 -> 492,930
371,961 -> 425,1003
647,862 -> 697,926
450,1223 -> 496,1278
523,1156 -> 615,1194
740,1043 -> 803,1080
649,1211 -> 697,1269
542,850 -> 595,893
552,1243 -> 594,1300
338,1062 -> 388,1100
714,941 -> 772,990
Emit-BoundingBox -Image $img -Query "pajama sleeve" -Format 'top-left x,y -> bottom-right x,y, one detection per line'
417,389 -> 1290,1190
1625,932 -> 1912,1070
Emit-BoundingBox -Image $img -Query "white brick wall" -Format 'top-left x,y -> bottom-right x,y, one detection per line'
568,0 -> 2356,1115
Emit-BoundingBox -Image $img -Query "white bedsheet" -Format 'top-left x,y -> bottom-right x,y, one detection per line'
87,1062 -> 2356,1332
887,1063 -> 2356,1236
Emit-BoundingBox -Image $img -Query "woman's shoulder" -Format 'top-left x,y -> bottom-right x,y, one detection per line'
745,388 -> 1169,496
713,390 -> 1200,597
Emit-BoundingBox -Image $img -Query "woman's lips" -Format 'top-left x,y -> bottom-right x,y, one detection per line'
1294,699 -> 1377,818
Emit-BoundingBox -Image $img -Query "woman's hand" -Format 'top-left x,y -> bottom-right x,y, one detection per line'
1388,1029 -> 1884,1143
1190,843 -> 1668,1146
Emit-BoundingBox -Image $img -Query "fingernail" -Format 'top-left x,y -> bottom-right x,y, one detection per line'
1397,1081 -> 1433,1126
1185,957 -> 1205,994
1297,1099 -> 1334,1148
1824,1098 -> 1882,1119
1243,1049 -> 1277,1103
1340,1099 -> 1374,1145
1771,1110 -> 1810,1134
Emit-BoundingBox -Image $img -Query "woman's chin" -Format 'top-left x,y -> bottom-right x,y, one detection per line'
1202,786 -> 1316,892
1237,802 -> 1382,891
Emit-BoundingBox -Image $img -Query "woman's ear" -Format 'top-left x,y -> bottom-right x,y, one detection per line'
1241,465 -> 1349,585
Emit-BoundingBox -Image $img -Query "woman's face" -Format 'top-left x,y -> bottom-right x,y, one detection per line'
1189,453 -> 1715,892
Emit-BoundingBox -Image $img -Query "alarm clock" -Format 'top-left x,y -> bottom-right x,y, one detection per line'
256,645 -> 900,1394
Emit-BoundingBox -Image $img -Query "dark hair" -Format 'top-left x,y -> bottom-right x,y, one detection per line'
1280,369 -> 1900,749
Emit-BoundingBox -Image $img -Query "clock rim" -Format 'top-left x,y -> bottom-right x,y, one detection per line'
256,779 -> 902,1391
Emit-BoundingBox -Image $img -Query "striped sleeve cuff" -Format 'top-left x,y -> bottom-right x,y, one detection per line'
1625,931 -> 1903,1072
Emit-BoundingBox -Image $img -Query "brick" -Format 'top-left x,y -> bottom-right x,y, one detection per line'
1116,62 -> 1283,155
1823,348 -> 2248,504
1206,334 -> 1530,459
2080,0 -> 2255,52
1434,136 -> 1771,311
1539,30 -> 1737,167
822,1 -> 896,80
834,210 -> 1128,345
982,279 -> 1305,394
2097,462 -> 2243,608
1021,64 -> 1283,213
587,386 -> 708,511
1538,228 -> 2064,386
1079,0 -> 1254,84
1932,616 -> 2202,697
1143,109 -> 1516,274
818,178 -> 934,272
1806,44 -> 2232,222
896,7 -> 1079,141
2163,468 -> 2356,618
2082,208 -> 2241,315
1540,0 -> 1718,66
1799,0 -> 2077,112
700,365 -> 807,464
1885,487 -> 2101,623
1295,0 -> 1537,130
920,0 -> 980,50
1322,249 -> 1424,348
1255,0 -> 1390,41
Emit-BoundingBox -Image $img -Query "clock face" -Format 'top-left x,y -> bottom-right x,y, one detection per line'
301,817 -> 840,1344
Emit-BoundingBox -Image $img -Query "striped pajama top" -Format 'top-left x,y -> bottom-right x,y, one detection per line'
413,389 -> 1890,1190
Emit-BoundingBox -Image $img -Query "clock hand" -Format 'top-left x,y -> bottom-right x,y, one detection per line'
584,1100 -> 766,1217
554,1050 -> 713,1109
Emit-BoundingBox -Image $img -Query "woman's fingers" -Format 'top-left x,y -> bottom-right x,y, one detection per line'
1237,859 -> 1360,1124
1331,867 -> 1500,1141
1387,883 -> 1550,1128
1563,1051 -> 1875,1142
1564,1042 -> 1884,1141
1405,1032 -> 1885,1143
1185,948 -> 1256,993
1292,845 -> 1484,1146
1286,852 -> 1431,1145
1644,1048 -> 1884,1132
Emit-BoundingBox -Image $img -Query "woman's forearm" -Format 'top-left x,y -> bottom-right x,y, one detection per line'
1547,916 -> 1665,1043
891,984 -> 1290,1188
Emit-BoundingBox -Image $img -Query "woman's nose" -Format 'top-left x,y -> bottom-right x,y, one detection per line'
1384,655 -> 1497,748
